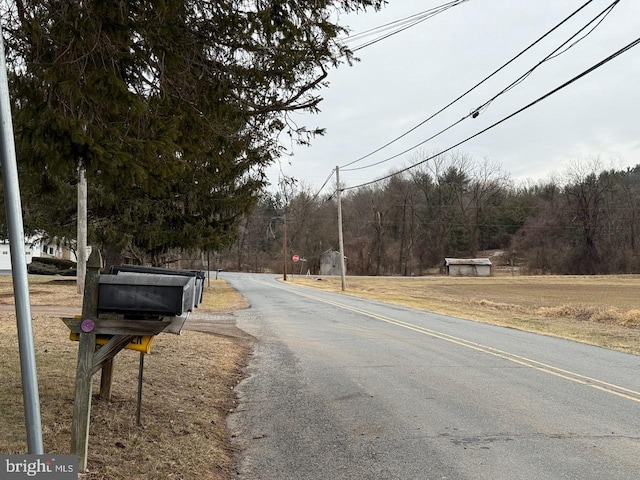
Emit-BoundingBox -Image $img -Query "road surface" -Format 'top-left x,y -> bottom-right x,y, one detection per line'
225,273 -> 640,480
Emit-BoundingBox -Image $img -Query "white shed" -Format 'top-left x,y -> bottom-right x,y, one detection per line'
444,258 -> 492,277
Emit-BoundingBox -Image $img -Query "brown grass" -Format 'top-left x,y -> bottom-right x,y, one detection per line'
0,276 -> 250,479
287,274 -> 640,355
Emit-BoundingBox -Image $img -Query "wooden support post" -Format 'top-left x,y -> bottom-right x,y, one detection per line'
70,330 -> 96,471
92,335 -> 136,376
99,359 -> 114,401
81,249 -> 101,320
96,335 -> 136,397
71,248 -> 101,473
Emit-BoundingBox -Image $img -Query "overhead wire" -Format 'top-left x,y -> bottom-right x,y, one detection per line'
311,170 -> 337,201
339,0 -> 597,170
472,0 -> 620,117
342,0 -> 621,173
342,4 -> 458,43
340,34 -> 640,192
282,2 -> 470,200
346,0 -> 471,52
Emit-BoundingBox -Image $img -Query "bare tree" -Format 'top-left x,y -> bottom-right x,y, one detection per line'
564,159 -> 610,274
467,158 -> 511,254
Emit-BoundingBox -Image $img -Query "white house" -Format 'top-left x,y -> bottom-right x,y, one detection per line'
39,237 -> 76,261
0,240 -> 34,270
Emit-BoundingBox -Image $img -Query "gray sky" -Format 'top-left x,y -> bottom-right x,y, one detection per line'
265,0 -> 640,193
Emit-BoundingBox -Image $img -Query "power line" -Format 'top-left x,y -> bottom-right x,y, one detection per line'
280,4 -> 468,201
472,0 -> 620,118
342,0 -> 621,173
343,2 -> 462,43
343,1 -> 468,42
345,0 -> 471,52
339,0 -> 597,170
311,169 -> 336,201
342,118 -> 465,173
341,34 -> 640,192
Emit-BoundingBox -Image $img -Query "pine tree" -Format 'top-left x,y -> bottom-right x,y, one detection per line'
2,0 -> 382,264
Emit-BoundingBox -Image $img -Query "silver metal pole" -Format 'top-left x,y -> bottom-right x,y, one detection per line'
0,27 -> 44,453
336,166 -> 346,291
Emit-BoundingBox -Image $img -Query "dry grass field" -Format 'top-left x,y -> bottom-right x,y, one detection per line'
287,274 -> 640,355
0,276 -> 251,479
2,272 -> 640,479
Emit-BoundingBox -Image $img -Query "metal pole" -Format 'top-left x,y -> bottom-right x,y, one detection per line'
336,166 -> 347,291
0,25 -> 43,453
136,353 -> 145,427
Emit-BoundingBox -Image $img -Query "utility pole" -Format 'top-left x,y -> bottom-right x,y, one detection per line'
0,26 -> 43,454
336,166 -> 346,291
282,214 -> 287,281
77,166 -> 87,294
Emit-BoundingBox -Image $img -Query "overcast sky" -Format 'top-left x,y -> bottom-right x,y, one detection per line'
264,0 -> 640,193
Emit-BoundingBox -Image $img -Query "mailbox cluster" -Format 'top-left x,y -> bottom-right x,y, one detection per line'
65,250 -> 211,473
98,265 -> 206,321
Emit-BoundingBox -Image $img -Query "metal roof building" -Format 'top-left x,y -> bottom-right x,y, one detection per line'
319,249 -> 344,276
444,258 -> 492,277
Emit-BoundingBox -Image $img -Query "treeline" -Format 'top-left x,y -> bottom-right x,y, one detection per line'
221,153 -> 640,276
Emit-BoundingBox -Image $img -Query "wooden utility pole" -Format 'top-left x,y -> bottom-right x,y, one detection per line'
336,166 -> 346,291
282,214 -> 287,281
77,166 -> 87,294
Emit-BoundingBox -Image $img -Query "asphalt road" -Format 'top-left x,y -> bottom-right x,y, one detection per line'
225,273 -> 640,480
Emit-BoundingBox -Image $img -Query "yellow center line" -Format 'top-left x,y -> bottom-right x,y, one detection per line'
254,278 -> 640,404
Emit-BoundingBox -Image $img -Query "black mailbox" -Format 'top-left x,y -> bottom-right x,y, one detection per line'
109,265 -> 205,308
98,274 -> 193,317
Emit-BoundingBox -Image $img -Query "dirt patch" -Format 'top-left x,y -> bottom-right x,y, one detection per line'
186,312 -> 252,341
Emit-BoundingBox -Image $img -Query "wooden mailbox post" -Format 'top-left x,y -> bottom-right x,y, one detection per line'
63,250 -> 199,473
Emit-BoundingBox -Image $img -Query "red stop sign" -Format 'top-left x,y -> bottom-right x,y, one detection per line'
292,254 -> 300,263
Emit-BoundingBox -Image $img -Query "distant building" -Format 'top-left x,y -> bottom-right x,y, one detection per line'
444,258 -> 492,277
40,237 -> 75,261
319,249 -> 345,276
0,240 -> 34,270
0,235 -> 82,271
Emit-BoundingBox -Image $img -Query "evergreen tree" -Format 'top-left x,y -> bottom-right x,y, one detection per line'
1,0 -> 382,264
